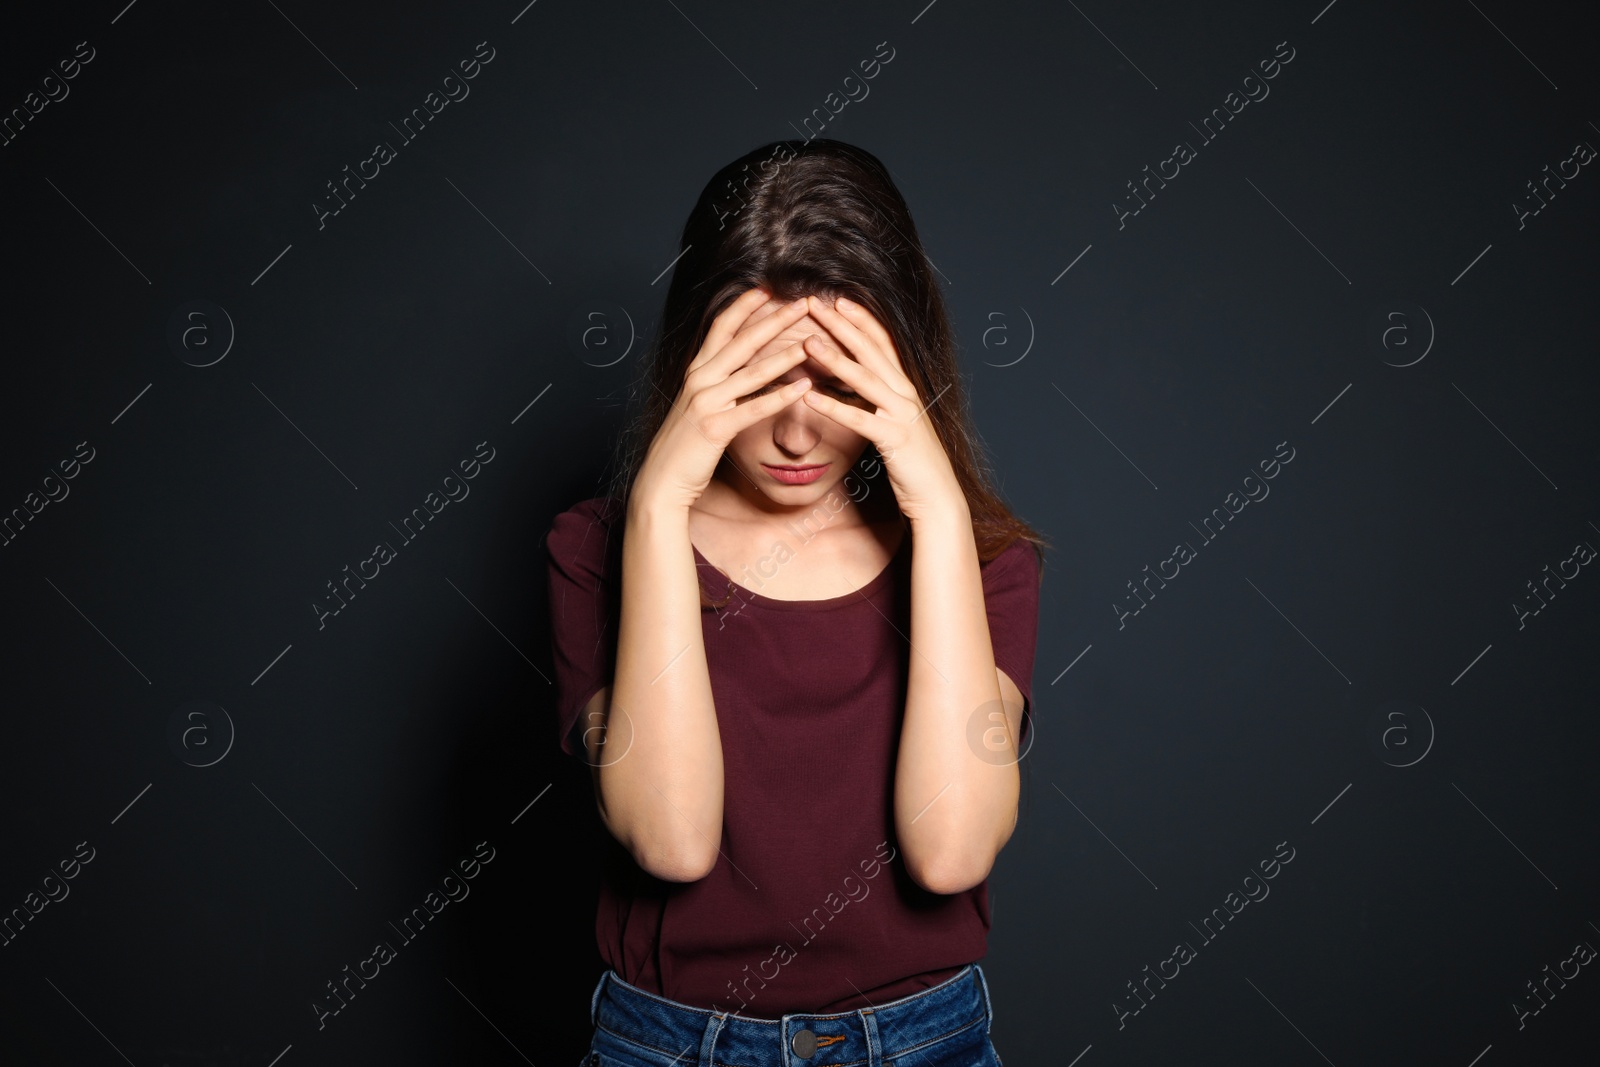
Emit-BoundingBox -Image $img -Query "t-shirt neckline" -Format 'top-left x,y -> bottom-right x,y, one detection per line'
690,524 -> 909,613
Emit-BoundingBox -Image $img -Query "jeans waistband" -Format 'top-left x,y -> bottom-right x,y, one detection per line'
588,964 -> 994,1067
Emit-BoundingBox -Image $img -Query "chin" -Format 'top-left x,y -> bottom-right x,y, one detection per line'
765,480 -> 831,499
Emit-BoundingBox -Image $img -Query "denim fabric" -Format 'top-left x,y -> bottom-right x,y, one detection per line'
581,964 -> 1004,1067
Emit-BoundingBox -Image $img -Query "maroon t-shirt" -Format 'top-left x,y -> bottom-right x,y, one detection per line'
544,495 -> 1041,1016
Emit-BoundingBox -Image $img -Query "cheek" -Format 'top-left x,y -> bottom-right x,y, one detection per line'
825,422 -> 871,455
725,420 -> 767,453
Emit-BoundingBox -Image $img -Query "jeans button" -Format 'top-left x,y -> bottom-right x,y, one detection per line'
791,1028 -> 817,1058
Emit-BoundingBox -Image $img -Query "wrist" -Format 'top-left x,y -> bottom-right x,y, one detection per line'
906,492 -> 971,533
626,492 -> 691,529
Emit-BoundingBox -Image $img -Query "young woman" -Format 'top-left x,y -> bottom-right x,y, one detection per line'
546,138 -> 1048,1067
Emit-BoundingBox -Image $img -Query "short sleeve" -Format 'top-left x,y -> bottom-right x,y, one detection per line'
981,537 -> 1042,750
544,497 -> 625,761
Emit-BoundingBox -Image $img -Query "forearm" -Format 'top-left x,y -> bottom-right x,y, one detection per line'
600,498 -> 725,881
894,500 -> 1018,894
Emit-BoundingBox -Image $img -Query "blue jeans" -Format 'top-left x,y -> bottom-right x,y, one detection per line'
581,964 -> 1005,1067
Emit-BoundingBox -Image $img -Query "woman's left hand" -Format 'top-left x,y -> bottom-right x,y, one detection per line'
798,294 -> 966,525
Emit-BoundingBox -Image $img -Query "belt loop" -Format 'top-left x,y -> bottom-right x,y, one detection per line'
972,964 -> 994,1028
590,970 -> 610,1027
859,1007 -> 881,1067
698,1010 -> 728,1067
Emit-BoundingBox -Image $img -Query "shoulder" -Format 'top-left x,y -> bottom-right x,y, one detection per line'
978,535 -> 1043,616
548,495 -> 624,536
981,535 -> 1041,582
545,496 -> 625,565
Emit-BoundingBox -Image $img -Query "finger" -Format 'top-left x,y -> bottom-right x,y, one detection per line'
690,287 -> 773,374
798,333 -> 900,414
834,296 -> 903,370
707,341 -> 811,405
804,295 -> 913,395
693,287 -> 771,369
708,376 -> 814,437
690,296 -> 810,379
812,294 -> 915,385
799,386 -> 880,440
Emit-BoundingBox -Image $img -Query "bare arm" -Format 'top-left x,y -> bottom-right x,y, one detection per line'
578,288 -> 816,882
585,500 -> 724,882
784,293 -> 1025,895
894,503 -> 1025,895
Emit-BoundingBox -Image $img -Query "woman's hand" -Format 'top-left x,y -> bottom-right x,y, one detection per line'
631,287 -> 817,513
796,294 -> 966,525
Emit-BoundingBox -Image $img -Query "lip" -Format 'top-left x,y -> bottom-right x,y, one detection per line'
762,462 -> 829,485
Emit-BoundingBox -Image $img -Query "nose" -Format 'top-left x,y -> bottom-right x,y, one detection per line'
768,389 -> 828,454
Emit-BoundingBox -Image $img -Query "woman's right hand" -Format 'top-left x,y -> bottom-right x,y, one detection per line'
631,287 -> 817,512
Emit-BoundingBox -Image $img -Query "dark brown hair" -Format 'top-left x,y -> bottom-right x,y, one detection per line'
601,138 -> 1049,607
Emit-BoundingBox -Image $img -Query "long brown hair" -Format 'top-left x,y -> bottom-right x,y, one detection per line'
601,138 -> 1049,606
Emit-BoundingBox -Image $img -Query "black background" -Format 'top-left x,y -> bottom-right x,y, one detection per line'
1,2 -> 1596,1065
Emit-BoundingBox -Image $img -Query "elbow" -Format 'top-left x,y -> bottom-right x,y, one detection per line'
637,847 -> 718,883
630,834 -> 719,884
905,849 -> 992,896
594,769 -> 722,883
902,817 -> 1009,895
